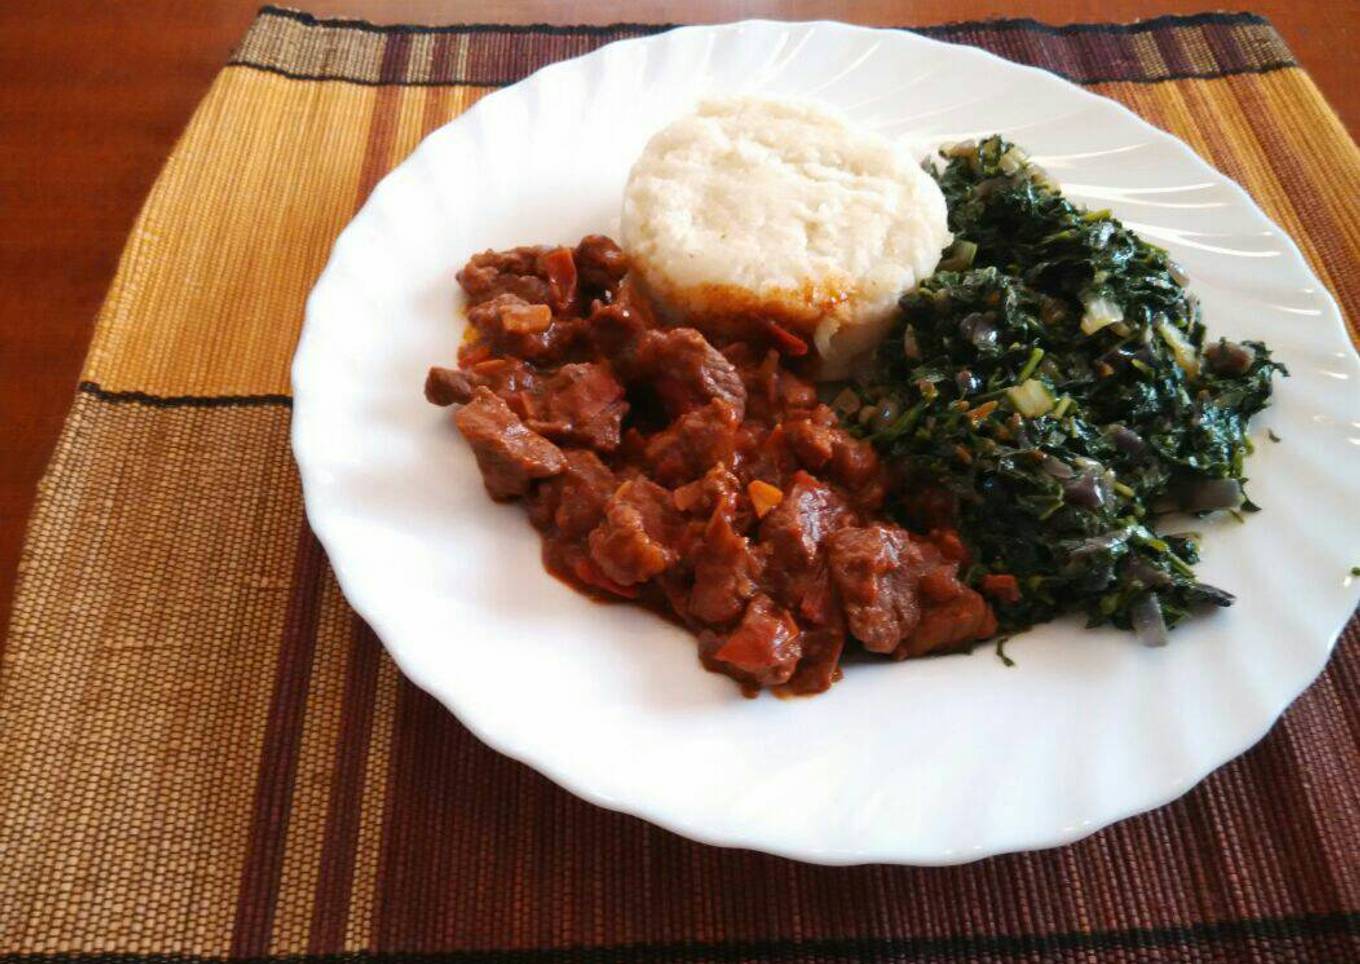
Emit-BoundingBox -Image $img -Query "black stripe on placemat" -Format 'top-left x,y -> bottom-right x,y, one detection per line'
958,61 -> 1296,86
224,61 -> 497,88
227,57 -> 1299,91
253,5 -> 1270,38
3,910 -> 1357,963
77,381 -> 292,409
233,9 -> 1296,89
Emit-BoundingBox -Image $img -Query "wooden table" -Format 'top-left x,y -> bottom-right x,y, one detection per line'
2,1 -> 1356,629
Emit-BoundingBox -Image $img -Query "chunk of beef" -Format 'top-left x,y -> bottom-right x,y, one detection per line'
758,471 -> 857,570
425,366 -> 473,406
918,562 -> 964,603
756,472 -> 857,627
426,357 -> 541,409
574,235 -> 628,295
454,388 -> 565,500
792,562 -> 841,627
701,594 -> 803,688
457,247 -> 553,307
902,588 -> 996,658
784,419 -> 837,470
673,465 -> 743,519
587,479 -> 684,586
522,362 -> 627,453
465,292 -> 581,364
829,434 -> 884,493
527,449 -> 616,539
689,510 -> 764,625
742,349 -> 819,421
826,525 -> 926,654
629,328 -> 746,418
584,278 -> 656,359
825,524 -> 994,657
778,367 -> 819,413
733,422 -> 798,494
586,300 -> 646,360
467,294 -> 552,335
540,246 -> 577,312
434,359 -> 625,452
782,407 -> 885,507
643,399 -> 740,486
544,540 -> 639,599
780,627 -> 845,695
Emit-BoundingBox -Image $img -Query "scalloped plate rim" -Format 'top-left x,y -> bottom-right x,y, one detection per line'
292,19 -> 1360,865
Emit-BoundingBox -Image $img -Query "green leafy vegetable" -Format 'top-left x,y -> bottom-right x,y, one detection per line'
850,136 -> 1286,637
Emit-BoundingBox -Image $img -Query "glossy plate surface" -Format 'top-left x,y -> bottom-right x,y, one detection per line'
293,21 -> 1360,864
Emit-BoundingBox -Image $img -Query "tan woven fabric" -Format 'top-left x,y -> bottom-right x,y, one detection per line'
2,8 -> 1357,961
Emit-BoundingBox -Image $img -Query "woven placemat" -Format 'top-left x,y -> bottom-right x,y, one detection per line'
2,6 -> 1358,962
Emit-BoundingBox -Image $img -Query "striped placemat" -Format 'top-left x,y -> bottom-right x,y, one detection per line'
2,6 -> 1358,962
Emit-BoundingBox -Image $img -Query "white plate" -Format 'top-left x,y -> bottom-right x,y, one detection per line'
293,21 -> 1360,865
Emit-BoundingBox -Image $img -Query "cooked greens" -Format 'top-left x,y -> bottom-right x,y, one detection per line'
850,136 -> 1285,641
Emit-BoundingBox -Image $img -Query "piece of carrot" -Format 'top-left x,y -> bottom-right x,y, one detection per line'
966,399 -> 998,422
747,480 -> 784,518
981,573 -> 1022,604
